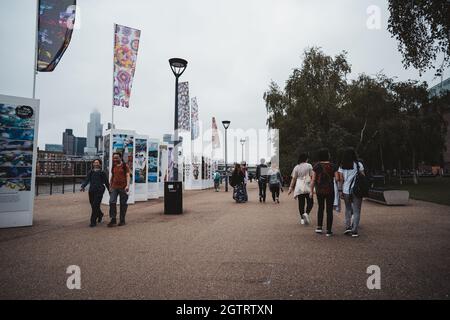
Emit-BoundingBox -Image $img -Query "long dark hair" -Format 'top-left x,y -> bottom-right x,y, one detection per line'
233,163 -> 241,174
341,148 -> 357,170
298,153 -> 309,164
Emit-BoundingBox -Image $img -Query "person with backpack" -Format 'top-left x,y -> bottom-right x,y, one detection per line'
309,149 -> 339,237
80,159 -> 110,227
267,163 -> 283,203
256,158 -> 268,202
337,148 -> 367,238
288,153 -> 313,225
213,170 -> 221,192
230,163 -> 246,203
108,152 -> 131,227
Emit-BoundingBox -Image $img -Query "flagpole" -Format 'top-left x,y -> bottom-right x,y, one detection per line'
33,0 -> 39,99
112,23 -> 116,129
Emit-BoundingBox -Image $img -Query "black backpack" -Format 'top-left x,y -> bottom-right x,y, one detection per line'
351,162 -> 369,198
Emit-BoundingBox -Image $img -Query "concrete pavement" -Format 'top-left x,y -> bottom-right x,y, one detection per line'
0,183 -> 449,299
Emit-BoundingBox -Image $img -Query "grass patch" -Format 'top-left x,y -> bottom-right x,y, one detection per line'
385,177 -> 450,206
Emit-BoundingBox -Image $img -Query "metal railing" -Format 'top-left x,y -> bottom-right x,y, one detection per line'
35,175 -> 86,196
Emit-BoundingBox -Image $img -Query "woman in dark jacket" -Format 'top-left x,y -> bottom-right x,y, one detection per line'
230,163 -> 246,203
81,159 -> 110,227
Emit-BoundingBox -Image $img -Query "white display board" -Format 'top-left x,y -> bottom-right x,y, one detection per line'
0,94 -> 39,228
147,138 -> 159,199
134,135 -> 148,201
102,129 -> 135,205
158,143 -> 168,197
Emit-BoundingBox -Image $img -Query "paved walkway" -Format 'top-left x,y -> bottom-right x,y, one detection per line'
0,183 -> 449,299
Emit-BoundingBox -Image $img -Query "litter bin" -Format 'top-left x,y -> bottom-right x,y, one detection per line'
164,181 -> 183,214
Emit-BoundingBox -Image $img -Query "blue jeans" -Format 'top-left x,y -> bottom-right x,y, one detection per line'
109,188 -> 129,222
343,194 -> 362,233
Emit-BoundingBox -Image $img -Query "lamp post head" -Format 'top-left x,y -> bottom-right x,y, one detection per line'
222,120 -> 231,130
169,58 -> 188,78
240,138 -> 246,145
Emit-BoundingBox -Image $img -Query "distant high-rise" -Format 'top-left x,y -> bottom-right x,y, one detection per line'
74,137 -> 87,156
85,110 -> 103,155
62,129 -> 75,155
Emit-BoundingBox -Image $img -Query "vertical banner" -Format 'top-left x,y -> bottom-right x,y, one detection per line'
191,97 -> 199,140
0,95 -> 39,228
178,82 -> 190,131
147,139 -> 159,199
113,24 -> 141,108
212,117 -> 221,149
134,135 -> 148,201
37,0 -> 76,72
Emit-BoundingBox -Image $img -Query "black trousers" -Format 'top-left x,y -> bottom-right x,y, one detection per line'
88,190 -> 104,224
269,184 -> 280,201
316,193 -> 334,232
258,180 -> 267,200
297,194 -> 314,216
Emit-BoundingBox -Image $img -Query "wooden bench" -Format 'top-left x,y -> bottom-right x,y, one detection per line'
367,189 -> 409,206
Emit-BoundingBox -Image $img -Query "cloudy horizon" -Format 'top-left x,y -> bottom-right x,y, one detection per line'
1,0 -> 449,149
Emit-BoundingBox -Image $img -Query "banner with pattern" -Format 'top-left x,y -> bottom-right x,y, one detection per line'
177,82 -> 190,131
37,0 -> 76,72
113,24 -> 141,108
212,117 -> 221,149
191,97 -> 199,140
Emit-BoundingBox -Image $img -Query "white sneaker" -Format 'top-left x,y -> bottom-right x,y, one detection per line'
300,219 -> 305,225
302,213 -> 311,225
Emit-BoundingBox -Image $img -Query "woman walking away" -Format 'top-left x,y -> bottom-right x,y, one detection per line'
310,149 -> 339,237
230,163 -> 246,203
337,148 -> 366,238
288,153 -> 313,225
268,163 -> 283,203
80,159 -> 110,227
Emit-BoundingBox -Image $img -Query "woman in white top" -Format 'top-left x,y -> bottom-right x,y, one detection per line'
337,148 -> 365,238
288,153 -> 313,225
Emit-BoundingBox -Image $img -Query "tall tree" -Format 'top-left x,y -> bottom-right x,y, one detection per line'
387,0 -> 450,75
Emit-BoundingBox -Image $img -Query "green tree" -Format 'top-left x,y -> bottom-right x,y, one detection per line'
387,0 -> 450,75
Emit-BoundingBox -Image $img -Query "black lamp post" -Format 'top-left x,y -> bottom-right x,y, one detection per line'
164,58 -> 187,215
222,120 -> 231,192
169,58 -> 188,182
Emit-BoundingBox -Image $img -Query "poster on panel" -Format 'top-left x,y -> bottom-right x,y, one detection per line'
134,135 -> 148,201
102,129 -> 135,205
0,95 -> 39,228
147,139 -> 159,199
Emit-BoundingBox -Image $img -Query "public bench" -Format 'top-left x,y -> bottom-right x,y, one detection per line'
367,188 -> 409,206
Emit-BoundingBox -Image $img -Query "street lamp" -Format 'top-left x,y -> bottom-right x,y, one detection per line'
169,58 -> 188,182
165,57 -> 187,215
222,120 -> 231,192
240,138 -> 246,162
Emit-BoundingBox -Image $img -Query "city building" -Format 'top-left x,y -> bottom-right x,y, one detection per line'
84,110 -> 103,155
74,137 -> 86,156
62,129 -> 75,155
429,77 -> 450,171
45,144 -> 63,152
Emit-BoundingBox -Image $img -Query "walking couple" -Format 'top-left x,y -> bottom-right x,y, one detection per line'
256,159 -> 283,204
81,152 -> 130,228
288,148 -> 366,238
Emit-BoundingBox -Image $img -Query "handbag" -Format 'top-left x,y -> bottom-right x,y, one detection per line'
295,175 -> 311,194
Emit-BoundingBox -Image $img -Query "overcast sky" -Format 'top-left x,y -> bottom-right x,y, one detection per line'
1,0 -> 449,149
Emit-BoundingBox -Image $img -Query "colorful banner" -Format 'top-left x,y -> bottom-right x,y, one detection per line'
178,82 -> 190,131
191,97 -> 199,140
212,117 -> 221,149
113,24 -> 141,108
37,0 -> 76,72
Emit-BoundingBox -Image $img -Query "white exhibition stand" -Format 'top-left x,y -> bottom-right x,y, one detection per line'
134,134 -> 148,202
0,94 -> 39,228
